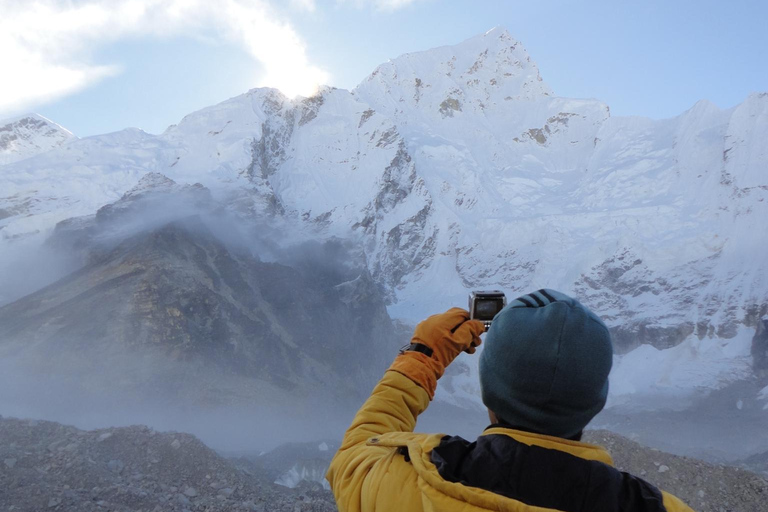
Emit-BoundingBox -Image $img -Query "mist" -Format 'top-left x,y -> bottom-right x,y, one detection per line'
0,350 -> 358,454
0,182 -> 396,457
0,233 -> 81,307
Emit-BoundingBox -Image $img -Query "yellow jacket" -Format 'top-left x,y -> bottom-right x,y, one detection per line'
327,370 -> 694,512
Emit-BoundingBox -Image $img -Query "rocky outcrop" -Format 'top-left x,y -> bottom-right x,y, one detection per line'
753,316 -> 768,377
0,188 -> 398,414
572,247 -> 766,353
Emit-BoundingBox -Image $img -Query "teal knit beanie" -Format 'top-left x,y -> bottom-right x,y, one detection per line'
479,289 -> 613,439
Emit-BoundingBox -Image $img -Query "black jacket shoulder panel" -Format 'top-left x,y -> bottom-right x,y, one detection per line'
431,434 -> 666,512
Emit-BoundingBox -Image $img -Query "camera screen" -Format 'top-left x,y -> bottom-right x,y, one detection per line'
475,299 -> 504,320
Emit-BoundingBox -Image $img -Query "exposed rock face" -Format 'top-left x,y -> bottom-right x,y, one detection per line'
753,316 -> 768,376
0,183 -> 397,415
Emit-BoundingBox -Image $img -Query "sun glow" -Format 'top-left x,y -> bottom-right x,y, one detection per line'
0,0 -> 329,114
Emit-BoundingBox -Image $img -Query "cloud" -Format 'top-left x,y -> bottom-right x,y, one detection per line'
289,0 -> 317,11
375,0 -> 425,10
0,0 -> 329,117
338,0 -> 428,11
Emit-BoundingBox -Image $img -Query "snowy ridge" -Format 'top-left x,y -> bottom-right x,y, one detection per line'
0,113 -> 76,166
0,29 -> 766,406
354,27 -> 553,124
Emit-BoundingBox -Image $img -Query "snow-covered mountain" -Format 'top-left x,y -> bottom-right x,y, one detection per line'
0,113 -> 75,166
1,27 -> 766,408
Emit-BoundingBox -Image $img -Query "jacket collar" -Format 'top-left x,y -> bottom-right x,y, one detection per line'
481,426 -> 614,466
367,430 -> 624,511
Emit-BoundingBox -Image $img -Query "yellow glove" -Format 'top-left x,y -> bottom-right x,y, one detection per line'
389,308 -> 485,399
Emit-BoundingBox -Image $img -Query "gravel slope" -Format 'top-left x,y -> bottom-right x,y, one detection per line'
0,416 -> 335,512
584,430 -> 768,512
2,416 -> 765,512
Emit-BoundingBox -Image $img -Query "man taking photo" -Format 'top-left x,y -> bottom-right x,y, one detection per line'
326,289 -> 694,512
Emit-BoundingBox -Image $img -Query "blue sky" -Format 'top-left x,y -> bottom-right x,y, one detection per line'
2,0 -> 766,136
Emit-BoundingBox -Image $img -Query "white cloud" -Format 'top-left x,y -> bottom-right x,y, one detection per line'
0,0 -> 329,117
338,0 -> 428,11
289,0 -> 317,11
375,0 -> 424,10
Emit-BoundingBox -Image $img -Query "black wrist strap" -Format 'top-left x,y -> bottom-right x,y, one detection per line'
399,343 -> 434,357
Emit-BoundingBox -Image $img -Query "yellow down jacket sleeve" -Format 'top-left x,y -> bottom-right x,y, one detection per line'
326,368 -> 697,512
326,370 -> 429,512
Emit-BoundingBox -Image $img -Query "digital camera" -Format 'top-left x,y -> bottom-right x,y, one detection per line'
468,290 -> 507,330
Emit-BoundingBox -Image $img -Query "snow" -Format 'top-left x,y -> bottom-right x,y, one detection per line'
606,326 -> 754,410
0,113 -> 76,165
0,28 -> 766,407
274,464 -> 330,490
434,325 -> 756,412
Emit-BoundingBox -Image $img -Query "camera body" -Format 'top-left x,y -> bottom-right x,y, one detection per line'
468,290 -> 507,330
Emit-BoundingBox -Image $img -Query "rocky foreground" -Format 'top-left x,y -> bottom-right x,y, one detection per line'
1,416 -> 766,512
0,417 -> 335,512
583,431 -> 767,512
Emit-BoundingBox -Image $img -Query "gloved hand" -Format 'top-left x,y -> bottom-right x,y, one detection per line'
389,308 -> 485,399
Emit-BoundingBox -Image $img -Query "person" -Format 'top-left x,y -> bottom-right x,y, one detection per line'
326,289 -> 694,512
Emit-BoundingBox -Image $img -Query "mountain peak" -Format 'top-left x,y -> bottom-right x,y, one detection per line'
481,25 -> 519,45
0,113 -> 76,166
354,27 -> 552,122
126,172 -> 178,196
484,25 -> 509,36
0,112 -> 72,132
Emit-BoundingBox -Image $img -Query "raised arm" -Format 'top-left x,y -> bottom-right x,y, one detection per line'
326,308 -> 484,512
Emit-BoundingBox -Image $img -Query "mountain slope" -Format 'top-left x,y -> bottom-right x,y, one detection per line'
0,184 -> 396,417
0,28 -> 766,406
0,113 -> 75,166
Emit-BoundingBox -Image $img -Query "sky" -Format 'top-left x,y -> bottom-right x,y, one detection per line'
1,0 -> 766,137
